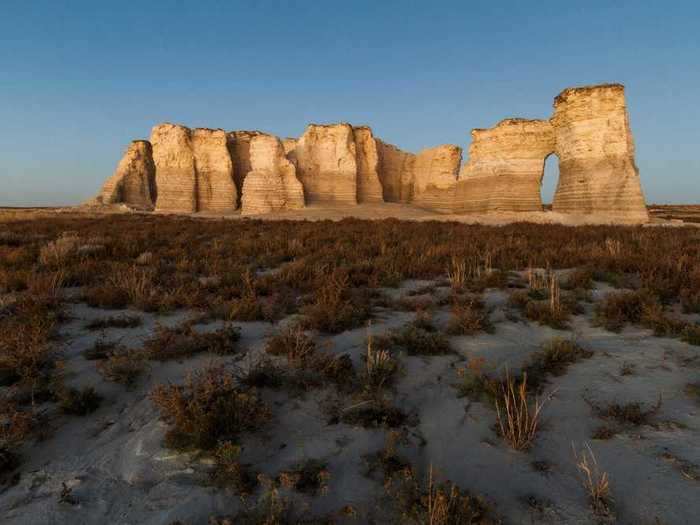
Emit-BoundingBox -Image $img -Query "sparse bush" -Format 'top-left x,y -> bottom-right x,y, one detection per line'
363,329 -> 398,391
301,270 -> 372,333
384,321 -> 452,356
593,397 -> 662,427
85,314 -> 142,330
57,386 -> 102,416
594,290 -> 657,332
151,365 -> 270,451
96,349 -> 146,386
0,396 -> 34,477
681,324 -> 700,346
447,296 -> 492,335
39,233 -> 80,266
265,325 -> 316,364
211,441 -> 258,495
278,459 -> 330,495
523,338 -> 593,391
144,323 -> 240,361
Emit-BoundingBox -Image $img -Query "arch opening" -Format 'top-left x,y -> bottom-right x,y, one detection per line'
540,153 -> 560,210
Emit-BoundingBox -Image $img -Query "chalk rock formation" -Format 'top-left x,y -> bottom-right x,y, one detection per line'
551,84 -> 648,222
192,128 -> 236,213
411,145 -> 462,212
152,124 -> 236,213
96,140 -> 156,208
455,119 -> 555,213
353,127 -> 384,203
227,131 -> 268,206
376,140 -> 415,203
241,135 -> 304,215
294,123 -> 357,204
152,124 -> 197,213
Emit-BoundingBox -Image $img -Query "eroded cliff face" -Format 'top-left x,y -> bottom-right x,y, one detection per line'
411,145 -> 462,212
376,140 -> 415,203
227,131 -> 268,207
353,127 -> 384,203
293,123 -> 357,204
192,128 -> 236,213
455,119 -> 555,213
551,84 -> 648,221
152,124 -> 198,213
97,140 -> 156,208
241,134 -> 304,215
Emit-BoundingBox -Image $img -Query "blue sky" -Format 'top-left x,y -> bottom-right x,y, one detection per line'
1,1 -> 698,205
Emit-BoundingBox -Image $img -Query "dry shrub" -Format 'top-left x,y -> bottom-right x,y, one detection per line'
38,233 -> 80,266
301,269 -> 371,333
495,371 -> 548,451
96,349 -> 146,386
211,441 -> 258,495
594,289 -> 657,332
363,327 -> 398,391
0,396 -> 35,476
277,459 -> 330,495
151,365 -> 270,451
387,465 -> 496,525
593,397 -> 662,427
681,324 -> 700,346
561,267 -> 594,290
0,315 -> 55,389
523,338 -> 593,391
574,444 -> 613,520
85,314 -> 142,331
447,296 -> 492,335
57,386 -> 102,416
382,318 -> 451,356
339,399 -> 407,428
144,323 -> 240,361
455,357 -> 500,404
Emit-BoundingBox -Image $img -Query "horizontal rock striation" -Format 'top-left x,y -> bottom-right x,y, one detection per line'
96,140 -> 156,208
411,145 -> 462,212
241,135 -> 304,215
293,123 -> 358,204
92,83 -> 648,223
455,119 -> 555,213
551,84 -> 648,222
353,127 -> 384,203
192,128 -> 236,213
152,124 -> 236,213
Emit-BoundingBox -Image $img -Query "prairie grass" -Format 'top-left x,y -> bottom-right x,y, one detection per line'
574,444 -> 613,520
495,371 -> 548,451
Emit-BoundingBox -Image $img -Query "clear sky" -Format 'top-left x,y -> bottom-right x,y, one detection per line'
1,1 -> 698,206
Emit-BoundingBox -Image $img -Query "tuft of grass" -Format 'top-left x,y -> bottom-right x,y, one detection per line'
85,314 -> 142,331
495,371 -> 548,451
455,357 -> 500,404
265,325 -> 316,364
83,338 -> 119,361
594,290 -> 657,332
681,324 -> 700,346
574,443 -> 613,520
339,399 -> 407,428
151,365 -> 270,451
363,326 -> 398,392
384,320 -> 452,356
593,397 -> 662,427
0,396 -> 34,478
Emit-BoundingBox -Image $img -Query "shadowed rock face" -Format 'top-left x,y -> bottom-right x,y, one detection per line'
152,124 -> 236,213
376,140 -> 416,203
293,123 -> 358,204
241,135 -> 304,215
96,140 -> 155,208
455,119 -> 555,213
353,127 -> 384,203
227,130 -> 267,207
551,84 -> 648,221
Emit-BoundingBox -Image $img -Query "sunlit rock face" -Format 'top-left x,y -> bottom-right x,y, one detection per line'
455,119 -> 555,213
551,84 -> 648,222
226,130 -> 269,207
192,128 -> 237,213
96,140 -> 156,209
293,123 -> 358,204
151,124 -> 198,213
411,144 -> 462,213
352,126 -> 384,203
151,124 -> 236,213
241,134 -> 304,215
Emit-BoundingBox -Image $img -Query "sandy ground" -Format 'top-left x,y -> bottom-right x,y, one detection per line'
1,276 -> 698,524
3,203 -> 697,227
